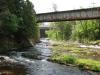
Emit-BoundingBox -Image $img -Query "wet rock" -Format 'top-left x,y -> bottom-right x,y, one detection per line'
0,71 -> 14,75
0,56 -> 27,75
22,52 -> 42,60
0,56 -> 17,64
0,57 -> 5,61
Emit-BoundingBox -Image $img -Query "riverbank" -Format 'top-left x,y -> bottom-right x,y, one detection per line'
48,42 -> 100,72
0,56 -> 27,75
0,38 -> 99,75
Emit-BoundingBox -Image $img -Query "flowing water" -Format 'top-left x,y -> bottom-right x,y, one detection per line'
5,38 -> 100,75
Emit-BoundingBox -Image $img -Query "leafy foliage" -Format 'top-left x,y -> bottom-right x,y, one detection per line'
72,20 -> 100,43
46,20 -> 100,43
46,21 -> 73,40
1,12 -> 18,36
22,0 -> 38,38
0,0 -> 38,51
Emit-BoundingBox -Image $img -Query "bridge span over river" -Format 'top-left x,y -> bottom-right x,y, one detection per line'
37,7 -> 100,37
36,7 -> 100,22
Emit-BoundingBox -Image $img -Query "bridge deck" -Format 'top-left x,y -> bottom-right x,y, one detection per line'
36,7 -> 100,22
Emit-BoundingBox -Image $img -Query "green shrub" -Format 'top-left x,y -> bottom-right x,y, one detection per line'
62,54 -> 76,64
76,58 -> 100,71
49,54 -> 100,71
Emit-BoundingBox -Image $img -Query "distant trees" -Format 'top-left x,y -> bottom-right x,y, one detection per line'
46,20 -> 100,43
46,21 -> 73,40
52,3 -> 58,12
72,20 -> 100,43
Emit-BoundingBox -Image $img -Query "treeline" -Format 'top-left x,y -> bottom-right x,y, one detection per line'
0,0 -> 38,50
46,20 -> 100,43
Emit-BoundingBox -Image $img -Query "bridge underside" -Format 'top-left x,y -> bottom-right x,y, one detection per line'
36,7 -> 100,22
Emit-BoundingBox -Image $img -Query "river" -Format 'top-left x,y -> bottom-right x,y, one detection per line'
3,38 -> 99,75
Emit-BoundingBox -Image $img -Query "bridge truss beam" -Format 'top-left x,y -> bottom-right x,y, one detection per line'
36,7 -> 100,22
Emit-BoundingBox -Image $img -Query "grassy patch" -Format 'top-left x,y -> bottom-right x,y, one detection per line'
76,58 -> 100,71
49,54 -> 76,64
49,54 -> 100,71
51,43 -> 90,53
49,42 -> 100,71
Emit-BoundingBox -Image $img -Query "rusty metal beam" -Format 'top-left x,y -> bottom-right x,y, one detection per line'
36,7 -> 100,22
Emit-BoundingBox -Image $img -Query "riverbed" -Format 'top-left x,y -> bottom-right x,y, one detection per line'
0,38 -> 99,75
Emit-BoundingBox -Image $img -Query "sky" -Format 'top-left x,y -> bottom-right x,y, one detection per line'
29,0 -> 100,13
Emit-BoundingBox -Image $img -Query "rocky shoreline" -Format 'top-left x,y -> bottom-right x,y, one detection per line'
0,56 -> 27,75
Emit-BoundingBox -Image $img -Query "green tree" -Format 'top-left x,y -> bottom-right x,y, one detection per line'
0,0 -> 18,36
46,21 -> 73,41
1,13 -> 18,36
22,0 -> 37,37
95,20 -> 100,40
7,0 -> 24,17
7,0 -> 39,41
0,0 -> 39,51
72,20 -> 99,43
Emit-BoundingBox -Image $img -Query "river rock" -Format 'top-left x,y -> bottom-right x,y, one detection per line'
0,56 -> 17,63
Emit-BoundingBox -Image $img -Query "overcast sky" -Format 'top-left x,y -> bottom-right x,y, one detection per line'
30,0 -> 100,13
